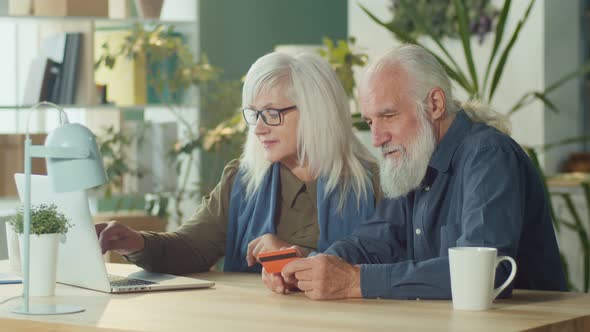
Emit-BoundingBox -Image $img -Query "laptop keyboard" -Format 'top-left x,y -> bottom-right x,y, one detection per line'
108,274 -> 157,287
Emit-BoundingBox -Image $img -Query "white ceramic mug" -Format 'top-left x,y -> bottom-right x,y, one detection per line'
448,247 -> 517,311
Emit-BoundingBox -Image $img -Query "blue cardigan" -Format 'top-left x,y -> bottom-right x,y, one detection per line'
223,163 -> 376,272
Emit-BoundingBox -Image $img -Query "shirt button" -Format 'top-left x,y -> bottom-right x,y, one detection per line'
424,186 -> 431,192
415,228 -> 422,235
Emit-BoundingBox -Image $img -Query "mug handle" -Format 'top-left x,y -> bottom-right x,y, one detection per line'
492,255 -> 517,299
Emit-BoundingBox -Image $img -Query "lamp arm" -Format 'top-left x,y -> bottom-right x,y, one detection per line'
29,146 -> 90,159
25,102 -> 69,140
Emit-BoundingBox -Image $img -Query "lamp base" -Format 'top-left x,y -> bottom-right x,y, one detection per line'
11,304 -> 85,315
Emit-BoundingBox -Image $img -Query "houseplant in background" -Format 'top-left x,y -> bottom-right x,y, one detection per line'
95,23 -> 244,224
96,124 -> 146,211
361,0 -> 590,113
9,203 -> 72,296
318,37 -> 370,132
361,0 -> 590,291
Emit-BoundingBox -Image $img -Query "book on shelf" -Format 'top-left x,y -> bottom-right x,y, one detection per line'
60,33 -> 83,104
34,32 -> 83,104
22,57 -> 59,105
40,33 -> 66,103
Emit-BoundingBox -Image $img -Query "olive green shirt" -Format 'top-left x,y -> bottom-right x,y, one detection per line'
127,159 -> 380,274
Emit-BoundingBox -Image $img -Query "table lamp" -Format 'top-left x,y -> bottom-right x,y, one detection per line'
12,101 -> 107,315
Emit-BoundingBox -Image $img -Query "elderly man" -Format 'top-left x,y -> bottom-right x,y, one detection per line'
265,45 -> 566,300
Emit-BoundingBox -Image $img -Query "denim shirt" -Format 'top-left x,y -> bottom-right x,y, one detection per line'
325,111 -> 567,299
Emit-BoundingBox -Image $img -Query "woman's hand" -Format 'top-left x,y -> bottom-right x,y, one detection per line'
260,244 -> 310,294
95,221 -> 145,256
246,234 -> 291,267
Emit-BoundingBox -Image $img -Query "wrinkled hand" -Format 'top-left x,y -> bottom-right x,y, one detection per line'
246,234 -> 292,267
260,245 -> 309,294
281,254 -> 362,300
95,221 -> 145,256
261,269 -> 298,294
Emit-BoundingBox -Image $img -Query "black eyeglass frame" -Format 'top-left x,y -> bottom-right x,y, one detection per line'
241,105 -> 297,126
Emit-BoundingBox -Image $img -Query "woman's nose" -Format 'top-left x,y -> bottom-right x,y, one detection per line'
254,116 -> 270,135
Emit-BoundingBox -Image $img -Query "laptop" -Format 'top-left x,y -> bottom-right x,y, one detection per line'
14,173 -> 214,293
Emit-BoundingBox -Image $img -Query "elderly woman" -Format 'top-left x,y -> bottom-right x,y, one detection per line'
95,52 -> 380,275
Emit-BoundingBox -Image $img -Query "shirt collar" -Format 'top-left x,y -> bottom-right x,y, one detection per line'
428,110 -> 472,173
279,164 -> 310,207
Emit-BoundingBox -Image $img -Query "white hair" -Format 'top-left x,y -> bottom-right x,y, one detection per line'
240,52 -> 376,208
365,44 -> 511,134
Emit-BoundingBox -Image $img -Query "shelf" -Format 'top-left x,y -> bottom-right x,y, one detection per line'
0,15 -> 196,26
0,104 -> 199,111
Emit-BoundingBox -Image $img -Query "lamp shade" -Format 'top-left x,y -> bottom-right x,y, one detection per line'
45,123 -> 108,193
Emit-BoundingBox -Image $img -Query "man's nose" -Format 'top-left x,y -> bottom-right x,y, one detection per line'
371,122 -> 390,148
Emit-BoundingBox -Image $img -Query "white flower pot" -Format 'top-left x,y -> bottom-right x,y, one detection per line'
5,223 -> 21,273
18,233 -> 60,297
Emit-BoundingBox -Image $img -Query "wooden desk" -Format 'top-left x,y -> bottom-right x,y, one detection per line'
0,263 -> 589,331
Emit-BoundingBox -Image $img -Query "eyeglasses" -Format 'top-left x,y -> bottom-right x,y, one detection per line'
242,105 -> 297,126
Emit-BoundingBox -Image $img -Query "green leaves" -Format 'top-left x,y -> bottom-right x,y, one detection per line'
362,1 -> 479,96
9,204 -> 72,235
488,0 -> 535,101
453,0 -> 479,96
351,112 -> 370,131
360,0 -> 545,104
95,24 -> 221,103
557,191 -> 590,292
319,37 -> 368,98
482,0 -> 511,94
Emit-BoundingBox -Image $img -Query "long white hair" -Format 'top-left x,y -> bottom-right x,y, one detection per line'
240,52 -> 375,208
364,44 -> 511,135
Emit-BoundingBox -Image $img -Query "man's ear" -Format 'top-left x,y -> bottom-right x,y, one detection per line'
427,87 -> 446,121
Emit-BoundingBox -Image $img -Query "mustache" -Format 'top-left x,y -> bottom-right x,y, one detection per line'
380,143 -> 405,155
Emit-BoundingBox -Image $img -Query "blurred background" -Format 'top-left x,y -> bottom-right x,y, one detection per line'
0,0 -> 589,291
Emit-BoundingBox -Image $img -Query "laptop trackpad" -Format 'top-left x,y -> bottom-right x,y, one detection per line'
127,270 -> 177,283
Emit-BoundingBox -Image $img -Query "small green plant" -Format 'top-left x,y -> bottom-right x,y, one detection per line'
9,203 -> 72,235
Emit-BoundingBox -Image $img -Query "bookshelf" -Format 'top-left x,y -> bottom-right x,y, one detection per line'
0,16 -> 198,114
0,9 -> 200,221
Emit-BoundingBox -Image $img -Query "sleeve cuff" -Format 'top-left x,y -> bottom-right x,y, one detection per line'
360,264 -> 392,299
124,232 -> 152,263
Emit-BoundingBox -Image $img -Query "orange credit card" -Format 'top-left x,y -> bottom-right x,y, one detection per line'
258,248 -> 298,273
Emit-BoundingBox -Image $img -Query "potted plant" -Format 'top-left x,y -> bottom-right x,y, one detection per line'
8,203 -> 72,296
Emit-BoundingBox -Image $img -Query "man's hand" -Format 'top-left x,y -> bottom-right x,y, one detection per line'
281,254 -> 362,300
260,245 -> 309,294
261,269 -> 298,294
246,234 -> 291,267
95,221 -> 145,256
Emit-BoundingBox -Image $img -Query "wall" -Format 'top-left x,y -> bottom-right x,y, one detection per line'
349,0 -> 584,174
543,0 -> 583,173
200,0 -> 348,80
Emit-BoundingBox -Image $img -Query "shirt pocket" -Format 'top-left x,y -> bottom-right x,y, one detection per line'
440,224 -> 461,256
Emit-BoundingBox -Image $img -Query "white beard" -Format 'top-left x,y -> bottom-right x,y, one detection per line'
379,112 -> 437,199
